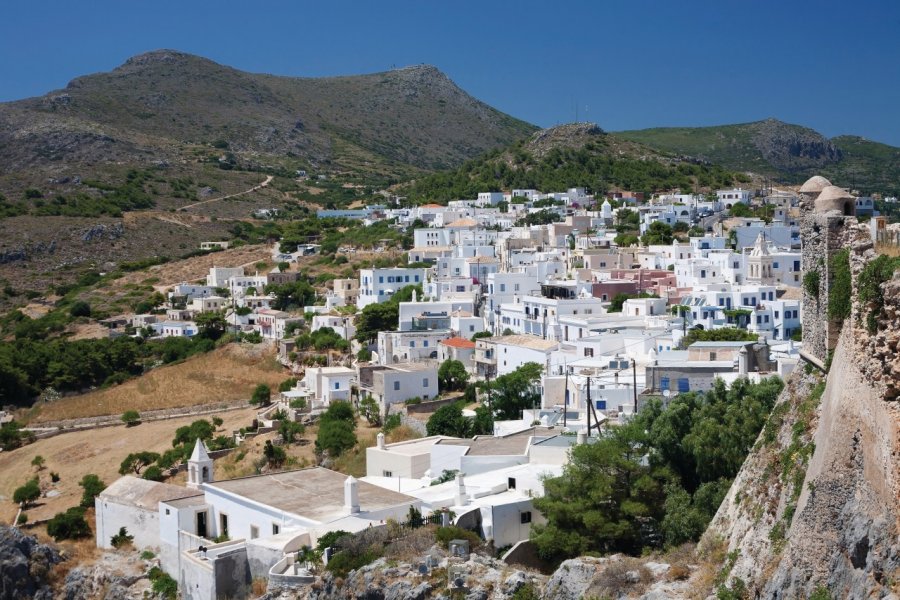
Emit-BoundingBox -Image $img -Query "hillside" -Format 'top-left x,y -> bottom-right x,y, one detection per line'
617,119 -> 900,195
402,122 -> 747,202
0,50 -> 535,186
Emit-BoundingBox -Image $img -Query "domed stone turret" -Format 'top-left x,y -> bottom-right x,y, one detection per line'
814,185 -> 855,216
799,175 -> 832,195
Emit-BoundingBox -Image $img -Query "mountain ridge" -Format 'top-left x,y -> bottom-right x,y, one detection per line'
616,118 -> 900,194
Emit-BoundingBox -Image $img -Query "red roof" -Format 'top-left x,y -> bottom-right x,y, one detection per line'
440,337 -> 476,349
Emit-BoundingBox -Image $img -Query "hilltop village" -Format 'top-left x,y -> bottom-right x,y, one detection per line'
3,175 -> 895,599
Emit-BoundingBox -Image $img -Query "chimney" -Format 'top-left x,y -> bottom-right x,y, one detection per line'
577,431 -> 587,445
376,432 -> 385,450
412,289 -> 418,303
455,473 -> 468,506
344,476 -> 360,514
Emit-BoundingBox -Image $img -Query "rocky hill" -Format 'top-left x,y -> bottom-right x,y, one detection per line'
617,119 -> 900,195
0,50 -> 535,187
402,122 -> 747,203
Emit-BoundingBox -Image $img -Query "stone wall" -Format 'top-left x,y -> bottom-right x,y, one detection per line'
800,212 -> 853,364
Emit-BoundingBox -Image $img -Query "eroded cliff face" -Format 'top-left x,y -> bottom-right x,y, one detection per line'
705,229 -> 900,599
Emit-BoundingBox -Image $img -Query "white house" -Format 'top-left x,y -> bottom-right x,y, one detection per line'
358,268 -> 427,308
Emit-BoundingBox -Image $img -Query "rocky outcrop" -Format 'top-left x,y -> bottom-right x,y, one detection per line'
0,525 -> 62,600
62,551 -> 155,600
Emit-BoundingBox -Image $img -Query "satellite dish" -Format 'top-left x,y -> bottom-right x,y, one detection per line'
663,390 -> 671,398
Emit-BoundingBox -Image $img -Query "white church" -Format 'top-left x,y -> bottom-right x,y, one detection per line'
95,440 -> 421,600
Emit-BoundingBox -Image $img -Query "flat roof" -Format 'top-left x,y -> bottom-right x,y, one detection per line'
376,436 -> 458,456
689,341 -> 754,348
489,334 -> 558,351
436,428 -> 552,456
101,476 -> 201,510
206,468 -> 414,522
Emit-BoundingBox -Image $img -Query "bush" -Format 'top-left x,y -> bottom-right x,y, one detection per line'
435,525 -> 480,549
47,507 -> 91,541
50,472 -> 60,483
17,512 -> 27,525
142,465 -> 165,481
121,410 -> 141,427
803,269 -> 820,299
69,301 -> 92,318
250,383 -> 271,406
79,474 -> 106,507
148,567 -> 178,600
111,526 -> 134,548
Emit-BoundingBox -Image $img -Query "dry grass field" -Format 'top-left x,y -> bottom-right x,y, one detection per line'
26,343 -> 288,424
0,408 -> 258,524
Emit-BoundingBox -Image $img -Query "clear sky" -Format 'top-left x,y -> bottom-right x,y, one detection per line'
3,0 -> 899,145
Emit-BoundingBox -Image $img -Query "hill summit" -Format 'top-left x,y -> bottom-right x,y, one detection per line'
0,50 -> 536,178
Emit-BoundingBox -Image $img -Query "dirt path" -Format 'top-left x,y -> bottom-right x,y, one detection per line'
179,175 -> 273,210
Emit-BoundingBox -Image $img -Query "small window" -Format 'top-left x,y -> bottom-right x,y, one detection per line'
520,511 -> 532,524
393,381 -> 400,391
220,513 -> 229,538
165,508 -> 170,516
334,382 -> 340,390
423,378 -> 429,387
272,523 -> 280,535
660,377 -> 670,391
710,352 -> 717,361
250,525 -> 259,539
677,378 -> 690,393
383,470 -> 393,478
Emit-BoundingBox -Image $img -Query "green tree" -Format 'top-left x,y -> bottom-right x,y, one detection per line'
486,362 -> 543,420
79,474 -> 106,507
641,221 -> 674,245
359,396 -> 382,427
119,451 -> 160,475
31,455 -> 45,470
278,420 -> 306,444
531,421 -> 673,562
250,383 -> 272,406
316,401 -> 357,456
172,420 -> 216,446
426,403 -> 470,437
13,478 -> 41,507
143,465 -> 165,481
355,302 -> 399,342
69,301 -> 92,318
263,440 -> 287,467
47,507 -> 92,541
121,410 -> 141,427
195,311 -> 227,340
438,359 -> 469,392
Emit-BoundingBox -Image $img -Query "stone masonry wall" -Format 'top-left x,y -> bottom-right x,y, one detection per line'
801,212 -> 853,363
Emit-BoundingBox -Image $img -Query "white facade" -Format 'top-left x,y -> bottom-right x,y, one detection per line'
358,268 -> 427,308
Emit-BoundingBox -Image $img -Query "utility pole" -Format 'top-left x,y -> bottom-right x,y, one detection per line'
585,376 -> 591,438
632,358 -> 638,414
563,366 -> 569,428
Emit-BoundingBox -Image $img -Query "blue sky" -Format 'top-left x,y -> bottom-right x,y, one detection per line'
3,0 -> 899,145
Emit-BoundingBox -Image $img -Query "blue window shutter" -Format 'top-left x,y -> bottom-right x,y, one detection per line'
677,378 -> 690,392
660,377 -> 670,391
596,400 -> 607,410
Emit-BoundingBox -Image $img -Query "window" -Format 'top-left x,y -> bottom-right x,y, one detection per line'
379,276 -> 384,283
775,311 -> 780,318
405,276 -> 410,282
773,262 -> 779,269
520,511 -> 532,524
793,260 -> 800,272
660,377 -> 670,391
469,325 -> 475,332
423,378 -> 429,387
508,477 -> 517,490
334,382 -> 340,390
710,352 -> 717,361
272,523 -> 280,535
584,348 -> 594,357
250,525 -> 259,540
500,284 -> 506,292
393,381 -> 400,391
514,283 -> 520,291
677,378 -> 690,393
596,399 -> 607,410
220,513 -> 229,538
410,341 -> 415,348
165,508 -> 170,516
383,470 -> 393,478
423,340 -> 429,347
414,275 -> 420,282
